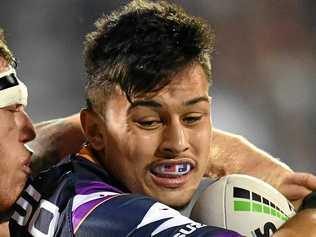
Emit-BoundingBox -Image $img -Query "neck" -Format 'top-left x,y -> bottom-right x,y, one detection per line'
77,143 -> 103,167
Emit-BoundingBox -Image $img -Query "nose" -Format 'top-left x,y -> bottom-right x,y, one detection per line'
158,119 -> 189,157
17,108 -> 36,143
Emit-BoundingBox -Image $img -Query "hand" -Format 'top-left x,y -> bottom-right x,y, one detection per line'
207,129 -> 316,209
273,209 -> 316,237
277,172 -> 316,209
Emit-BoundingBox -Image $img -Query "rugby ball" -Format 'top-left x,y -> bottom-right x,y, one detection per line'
190,174 -> 296,237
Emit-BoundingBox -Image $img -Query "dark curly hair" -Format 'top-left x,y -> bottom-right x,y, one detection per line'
84,0 -> 215,114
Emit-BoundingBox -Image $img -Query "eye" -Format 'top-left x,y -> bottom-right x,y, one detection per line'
182,114 -> 203,125
136,119 -> 162,130
5,104 -> 20,112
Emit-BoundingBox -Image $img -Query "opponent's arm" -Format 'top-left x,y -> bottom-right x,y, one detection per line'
273,209 -> 316,236
208,128 -> 316,208
29,114 -> 84,176
275,192 -> 316,236
208,128 -> 292,181
31,113 -> 290,177
30,113 -> 316,207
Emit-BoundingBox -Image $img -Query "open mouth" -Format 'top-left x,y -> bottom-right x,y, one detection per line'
21,154 -> 32,176
151,163 -> 193,177
149,161 -> 195,188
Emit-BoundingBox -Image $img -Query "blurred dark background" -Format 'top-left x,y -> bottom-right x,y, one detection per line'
0,0 -> 315,172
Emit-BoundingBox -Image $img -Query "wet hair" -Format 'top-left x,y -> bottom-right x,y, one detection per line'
84,0 -> 215,114
0,28 -> 15,67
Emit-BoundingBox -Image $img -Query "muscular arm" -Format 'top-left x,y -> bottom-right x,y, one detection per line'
31,113 -> 291,176
273,209 -> 316,237
30,113 -> 315,206
208,129 -> 316,208
209,128 -> 293,176
29,114 -> 84,176
208,129 -> 293,189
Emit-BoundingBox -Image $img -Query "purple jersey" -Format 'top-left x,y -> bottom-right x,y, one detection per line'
9,153 -> 242,237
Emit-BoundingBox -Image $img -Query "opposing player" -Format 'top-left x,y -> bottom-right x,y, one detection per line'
9,1 -> 316,236
0,29 -> 36,214
0,29 -> 36,236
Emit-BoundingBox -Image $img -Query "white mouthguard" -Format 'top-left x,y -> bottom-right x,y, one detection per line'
24,144 -> 34,156
153,163 -> 192,176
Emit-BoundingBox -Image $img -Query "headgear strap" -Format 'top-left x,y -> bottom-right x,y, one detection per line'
0,67 -> 27,108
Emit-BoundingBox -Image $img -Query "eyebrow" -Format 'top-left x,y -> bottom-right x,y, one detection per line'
128,96 -> 209,112
183,96 -> 209,106
128,100 -> 161,112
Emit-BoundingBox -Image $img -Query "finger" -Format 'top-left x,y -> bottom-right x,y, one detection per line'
281,184 -> 311,201
284,172 -> 316,191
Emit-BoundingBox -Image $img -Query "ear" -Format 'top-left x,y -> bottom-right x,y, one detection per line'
208,96 -> 213,142
208,96 -> 213,125
80,108 -> 105,151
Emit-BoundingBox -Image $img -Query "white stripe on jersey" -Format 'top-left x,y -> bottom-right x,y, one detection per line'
72,191 -> 120,211
137,202 -> 201,236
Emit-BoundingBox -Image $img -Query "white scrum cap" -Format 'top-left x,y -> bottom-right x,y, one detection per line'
190,174 -> 296,237
0,66 -> 27,108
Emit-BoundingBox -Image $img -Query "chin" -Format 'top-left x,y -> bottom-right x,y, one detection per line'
0,185 -> 23,213
154,190 -> 193,209
0,197 -> 15,213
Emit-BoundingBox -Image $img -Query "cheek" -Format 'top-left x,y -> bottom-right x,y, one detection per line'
0,144 -> 18,184
111,122 -> 161,164
127,131 -> 160,159
190,125 -> 211,160
0,114 -> 17,140
0,147 -> 9,172
104,127 -> 160,177
0,126 -> 17,161
105,131 -> 160,192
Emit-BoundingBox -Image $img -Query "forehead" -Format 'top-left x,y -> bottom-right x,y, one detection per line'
135,63 -> 209,101
0,56 -> 9,73
106,63 -> 209,111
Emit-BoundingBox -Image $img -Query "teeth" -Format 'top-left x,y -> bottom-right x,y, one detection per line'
25,144 -> 34,155
152,163 -> 192,176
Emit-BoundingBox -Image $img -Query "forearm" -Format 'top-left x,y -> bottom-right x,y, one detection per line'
208,128 -> 293,188
273,209 -> 316,237
29,114 -> 85,175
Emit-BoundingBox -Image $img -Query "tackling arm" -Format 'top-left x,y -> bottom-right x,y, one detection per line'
29,114 -> 84,176
208,128 -> 292,179
273,209 -> 316,237
30,113 -> 316,207
30,113 -> 292,179
208,128 -> 316,208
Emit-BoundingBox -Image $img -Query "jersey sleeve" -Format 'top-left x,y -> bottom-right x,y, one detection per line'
72,193 -> 242,237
